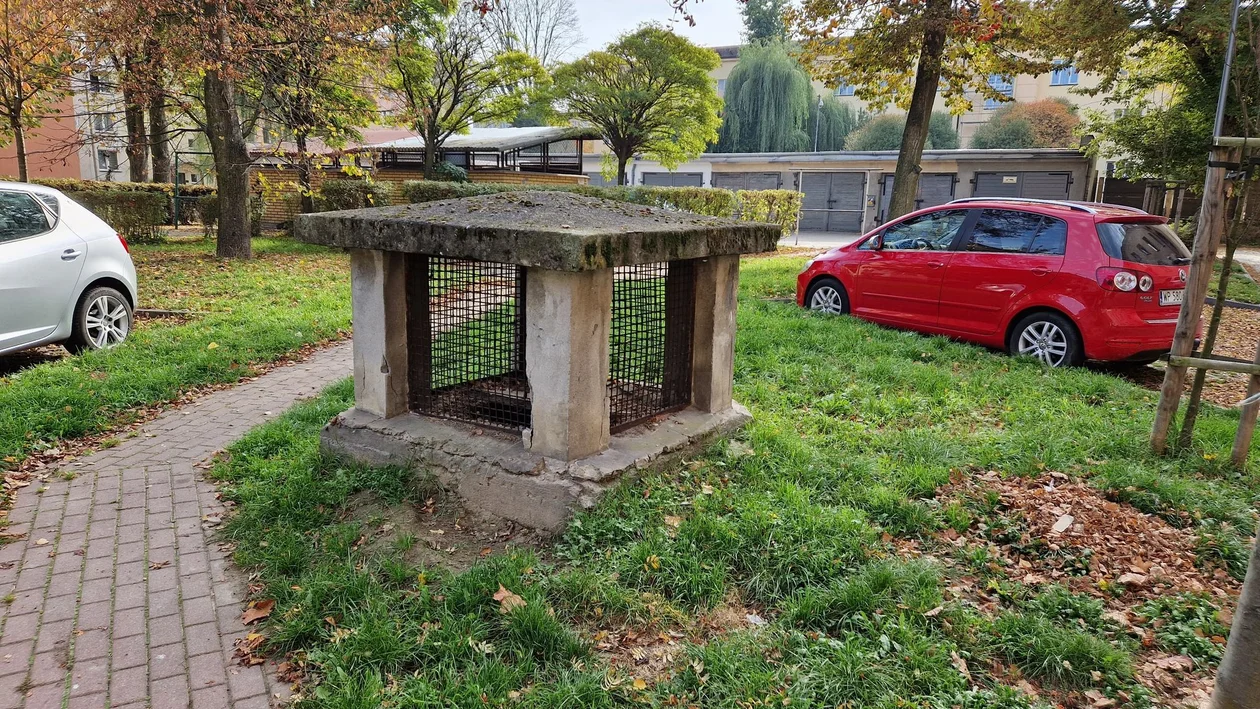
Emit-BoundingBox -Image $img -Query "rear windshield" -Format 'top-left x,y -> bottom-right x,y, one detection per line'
1096,221 -> 1190,266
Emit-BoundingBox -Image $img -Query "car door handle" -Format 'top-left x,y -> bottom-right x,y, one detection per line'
61,249 -> 81,261
927,262 -> 946,269
1031,267 -> 1051,276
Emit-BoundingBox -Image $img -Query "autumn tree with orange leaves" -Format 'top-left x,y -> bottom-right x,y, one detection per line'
0,0 -> 84,181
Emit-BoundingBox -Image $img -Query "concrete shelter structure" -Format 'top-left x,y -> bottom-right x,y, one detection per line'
294,191 -> 778,530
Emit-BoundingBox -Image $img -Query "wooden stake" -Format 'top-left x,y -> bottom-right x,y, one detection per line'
1151,145 -> 1237,454
1232,341 -> 1260,469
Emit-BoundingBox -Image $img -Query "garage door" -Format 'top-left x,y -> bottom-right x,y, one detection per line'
973,172 -> 1071,200
712,172 -> 783,191
878,173 -> 957,223
799,172 -> 866,232
641,172 -> 704,187
584,171 -> 611,187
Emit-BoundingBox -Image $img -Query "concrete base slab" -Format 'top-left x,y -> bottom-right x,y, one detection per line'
320,404 -> 752,532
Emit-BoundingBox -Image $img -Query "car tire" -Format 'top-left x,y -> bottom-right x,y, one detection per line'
805,277 -> 849,315
1007,311 -> 1083,367
66,286 -> 133,354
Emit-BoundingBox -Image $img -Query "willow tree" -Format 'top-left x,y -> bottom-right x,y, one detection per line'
716,42 -> 811,153
813,97 -> 861,151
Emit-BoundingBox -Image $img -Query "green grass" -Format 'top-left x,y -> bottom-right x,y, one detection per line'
0,238 -> 349,476
209,255 -> 1260,707
1217,259 -> 1260,305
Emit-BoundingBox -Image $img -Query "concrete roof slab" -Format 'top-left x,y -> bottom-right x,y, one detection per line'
294,191 -> 780,270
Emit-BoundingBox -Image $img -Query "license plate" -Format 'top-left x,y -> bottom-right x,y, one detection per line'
1160,289 -> 1185,306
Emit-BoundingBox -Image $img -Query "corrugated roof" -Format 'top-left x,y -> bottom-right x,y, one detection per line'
369,126 -> 600,153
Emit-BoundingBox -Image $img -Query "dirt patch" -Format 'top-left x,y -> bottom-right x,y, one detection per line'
937,470 -> 1239,707
345,487 -> 548,575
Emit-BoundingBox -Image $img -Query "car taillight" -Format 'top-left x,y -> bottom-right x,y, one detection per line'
1097,267 -> 1152,292
118,234 -> 130,253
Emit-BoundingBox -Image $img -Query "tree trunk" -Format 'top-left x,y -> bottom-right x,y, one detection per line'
11,113 -> 27,182
616,153 -> 629,186
886,0 -> 947,221
423,125 -> 438,180
203,70 -> 252,259
149,95 -> 172,183
1177,241 -> 1237,449
296,132 -> 315,214
1210,517 -> 1260,708
123,84 -> 149,183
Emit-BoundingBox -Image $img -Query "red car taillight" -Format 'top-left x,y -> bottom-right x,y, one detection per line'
118,234 -> 130,253
1097,267 -> 1153,292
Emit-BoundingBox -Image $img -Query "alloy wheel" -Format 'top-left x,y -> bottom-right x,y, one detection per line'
84,294 -> 130,349
809,286 -> 845,315
1017,321 -> 1068,366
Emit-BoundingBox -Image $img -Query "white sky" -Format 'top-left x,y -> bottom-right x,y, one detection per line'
571,0 -> 745,56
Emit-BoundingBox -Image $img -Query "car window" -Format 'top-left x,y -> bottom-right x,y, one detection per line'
966,209 -> 1068,256
0,191 -> 52,243
1096,221 -> 1190,266
881,210 -> 968,251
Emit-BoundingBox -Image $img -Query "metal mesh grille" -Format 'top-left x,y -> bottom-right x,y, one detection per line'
408,255 -> 530,431
608,261 -> 696,433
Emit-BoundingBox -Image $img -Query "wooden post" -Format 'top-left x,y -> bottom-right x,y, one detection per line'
1232,342 -> 1260,469
1151,145 -> 1237,454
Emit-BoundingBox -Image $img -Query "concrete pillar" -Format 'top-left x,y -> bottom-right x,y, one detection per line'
524,268 -> 612,461
350,249 -> 409,418
691,254 -> 740,413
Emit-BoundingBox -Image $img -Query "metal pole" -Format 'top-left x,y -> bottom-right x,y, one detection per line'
813,96 -> 823,152
172,149 -> 181,226
1213,0 -> 1243,139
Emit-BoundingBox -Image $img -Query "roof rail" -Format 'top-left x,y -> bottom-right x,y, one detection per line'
948,197 -> 1098,214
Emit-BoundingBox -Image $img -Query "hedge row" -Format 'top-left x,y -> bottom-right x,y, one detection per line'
398,181 -> 800,234
1,175 -> 216,198
65,191 -> 168,244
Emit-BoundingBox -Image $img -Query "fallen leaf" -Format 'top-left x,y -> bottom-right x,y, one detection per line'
492,584 -> 526,614
632,678 -> 647,691
34,538 -> 48,546
149,560 -> 171,570
241,599 -> 276,625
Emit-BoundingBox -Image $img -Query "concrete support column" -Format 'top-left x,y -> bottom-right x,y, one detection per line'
691,254 -> 740,413
524,268 -> 612,461
350,248 -> 409,418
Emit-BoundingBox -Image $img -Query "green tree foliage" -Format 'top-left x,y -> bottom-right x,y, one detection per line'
716,42 -> 811,153
845,112 -> 958,151
553,25 -> 721,185
741,0 -> 788,44
971,98 -> 1080,150
789,0 -> 1052,219
814,97 -> 861,151
385,7 -> 547,179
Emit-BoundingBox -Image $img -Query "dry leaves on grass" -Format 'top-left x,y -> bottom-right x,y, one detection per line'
241,599 -> 276,625
493,584 -> 527,614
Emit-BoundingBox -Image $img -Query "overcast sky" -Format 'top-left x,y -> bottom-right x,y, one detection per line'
571,0 -> 745,55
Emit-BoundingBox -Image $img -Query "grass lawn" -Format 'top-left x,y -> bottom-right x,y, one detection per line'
1216,259 -> 1260,305
0,238 -> 349,481
213,255 -> 1257,708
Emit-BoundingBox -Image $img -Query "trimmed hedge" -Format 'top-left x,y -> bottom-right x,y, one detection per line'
66,191 -> 168,244
316,179 -> 394,211
399,180 -> 797,234
1,175 -> 216,198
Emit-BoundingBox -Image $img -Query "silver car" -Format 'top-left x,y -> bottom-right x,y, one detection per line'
0,182 -> 138,355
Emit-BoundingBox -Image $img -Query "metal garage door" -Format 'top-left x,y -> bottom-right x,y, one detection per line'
973,172 -> 1071,200
799,172 -> 866,232
712,172 -> 783,191
642,172 -> 704,187
584,171 -> 611,187
878,173 -> 957,223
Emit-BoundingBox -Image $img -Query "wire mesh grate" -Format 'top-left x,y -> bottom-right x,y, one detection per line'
407,255 -> 531,431
608,261 -> 696,433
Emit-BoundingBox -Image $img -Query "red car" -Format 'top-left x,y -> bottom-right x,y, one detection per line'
796,198 -> 1193,367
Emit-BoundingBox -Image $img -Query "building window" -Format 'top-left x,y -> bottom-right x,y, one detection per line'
1050,63 -> 1079,86
984,74 -> 1014,110
716,78 -> 726,95
88,73 -> 107,93
91,113 -> 115,133
97,150 -> 118,172
834,82 -> 856,97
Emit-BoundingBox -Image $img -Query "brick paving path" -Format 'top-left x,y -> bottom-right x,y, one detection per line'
0,343 -> 353,709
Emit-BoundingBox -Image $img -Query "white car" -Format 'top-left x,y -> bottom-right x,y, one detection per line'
0,182 -> 138,355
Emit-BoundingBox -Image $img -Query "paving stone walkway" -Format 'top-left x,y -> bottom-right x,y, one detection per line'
0,342 -> 354,709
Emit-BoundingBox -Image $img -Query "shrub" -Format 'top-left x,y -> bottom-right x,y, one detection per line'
66,190 -> 167,244
433,161 -> 470,183
197,195 -> 219,238
737,189 -> 802,235
316,179 -> 394,212
400,181 -> 508,203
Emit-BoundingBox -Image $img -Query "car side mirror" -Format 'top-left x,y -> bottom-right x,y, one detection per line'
871,234 -> 884,250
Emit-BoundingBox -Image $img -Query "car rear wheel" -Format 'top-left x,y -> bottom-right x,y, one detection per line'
66,287 -> 132,354
1008,312 -> 1082,367
805,278 -> 849,315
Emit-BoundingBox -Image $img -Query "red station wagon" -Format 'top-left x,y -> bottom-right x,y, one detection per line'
796,198 -> 1195,367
